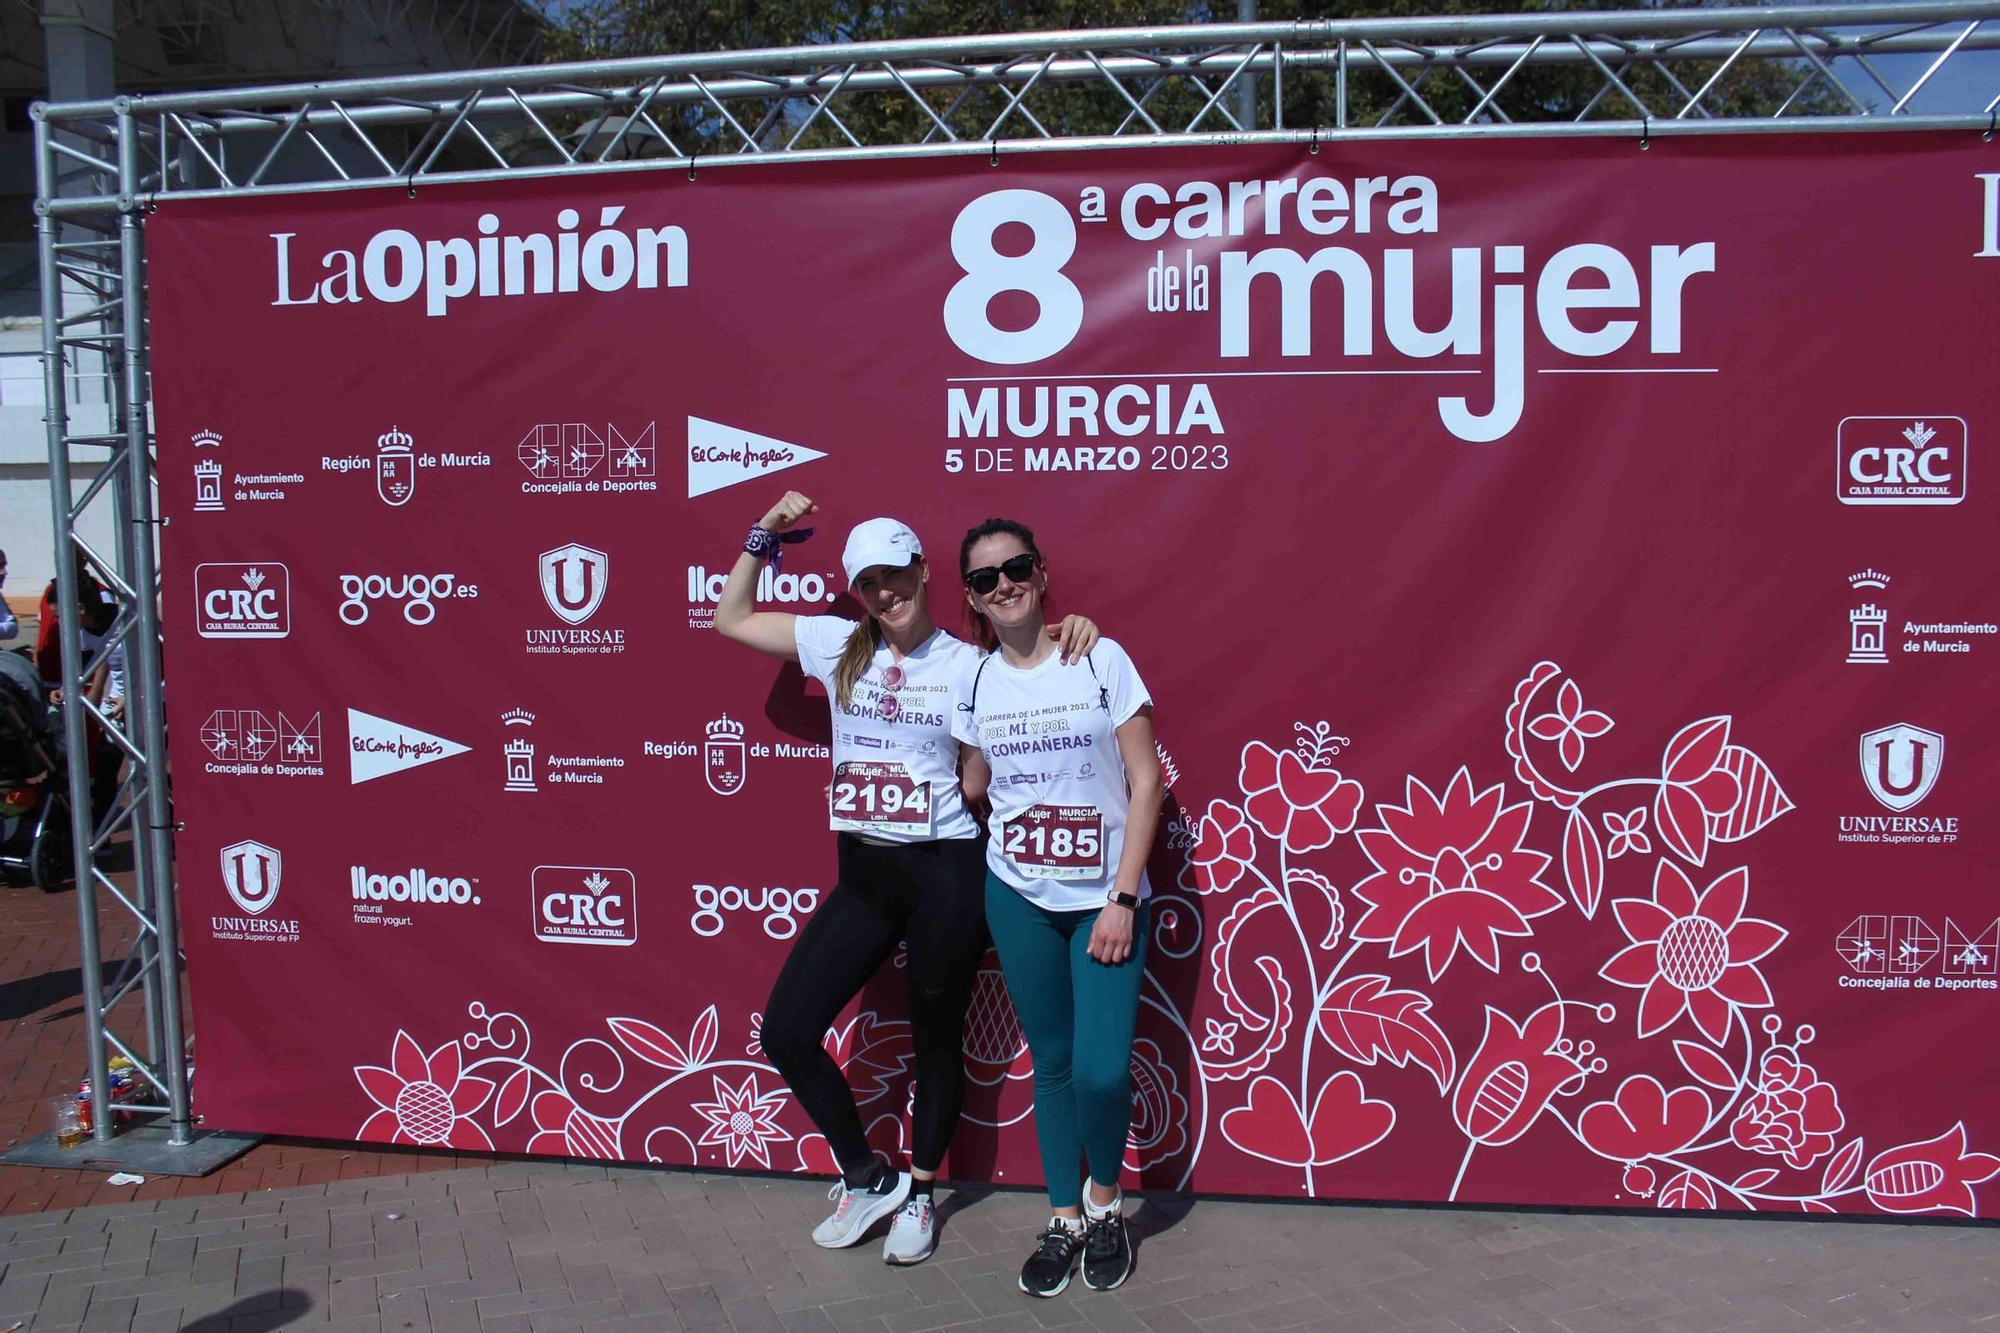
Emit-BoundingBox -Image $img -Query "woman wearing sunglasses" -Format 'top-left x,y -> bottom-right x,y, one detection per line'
713,491 -> 1098,1267
950,518 -> 1161,1298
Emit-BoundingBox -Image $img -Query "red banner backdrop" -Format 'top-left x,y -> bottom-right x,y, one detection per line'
146,135 -> 2000,1217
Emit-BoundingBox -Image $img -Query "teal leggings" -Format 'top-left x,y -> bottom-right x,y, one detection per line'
984,873 -> 1150,1209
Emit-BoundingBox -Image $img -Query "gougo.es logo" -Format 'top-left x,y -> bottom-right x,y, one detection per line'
690,882 -> 820,940
338,572 -> 479,626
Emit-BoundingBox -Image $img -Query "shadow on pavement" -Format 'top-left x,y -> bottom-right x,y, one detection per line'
180,1291 -> 314,1331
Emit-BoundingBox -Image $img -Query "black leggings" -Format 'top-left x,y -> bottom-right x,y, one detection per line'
760,834 -> 988,1180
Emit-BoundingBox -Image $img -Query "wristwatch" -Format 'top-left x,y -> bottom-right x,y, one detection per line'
1106,890 -> 1140,910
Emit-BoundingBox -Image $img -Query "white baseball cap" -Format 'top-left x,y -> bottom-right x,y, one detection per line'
842,518 -> 923,586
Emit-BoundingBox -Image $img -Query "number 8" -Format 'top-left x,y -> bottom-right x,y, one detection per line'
944,190 -> 1083,365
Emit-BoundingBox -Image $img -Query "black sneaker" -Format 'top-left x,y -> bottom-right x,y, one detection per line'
1018,1221 -> 1084,1297
1082,1209 -> 1132,1290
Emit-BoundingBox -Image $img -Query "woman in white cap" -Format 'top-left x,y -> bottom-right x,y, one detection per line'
714,491 -> 1097,1266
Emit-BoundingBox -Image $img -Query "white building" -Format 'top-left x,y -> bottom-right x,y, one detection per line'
0,0 -> 545,623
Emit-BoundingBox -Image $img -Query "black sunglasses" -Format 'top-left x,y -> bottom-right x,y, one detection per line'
966,553 -> 1039,596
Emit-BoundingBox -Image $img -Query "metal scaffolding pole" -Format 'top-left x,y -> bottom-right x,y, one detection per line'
14,0 -> 1999,1173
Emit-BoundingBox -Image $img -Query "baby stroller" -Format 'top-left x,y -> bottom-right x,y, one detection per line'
0,649 -> 74,891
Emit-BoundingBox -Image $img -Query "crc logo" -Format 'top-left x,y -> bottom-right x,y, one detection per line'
1837,417 -> 1966,506
1860,723 -> 1944,812
540,543 -> 608,624
690,883 -> 820,940
533,866 -> 637,946
196,563 -> 290,639
338,573 -> 475,626
221,839 -> 283,915
705,715 -> 746,796
1838,915 -> 1998,977
349,865 -> 481,905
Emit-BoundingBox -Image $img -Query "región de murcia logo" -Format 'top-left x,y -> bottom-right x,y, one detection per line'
704,715 -> 746,796
319,425 -> 492,502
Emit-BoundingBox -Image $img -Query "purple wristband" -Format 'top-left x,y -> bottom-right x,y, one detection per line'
744,524 -> 815,572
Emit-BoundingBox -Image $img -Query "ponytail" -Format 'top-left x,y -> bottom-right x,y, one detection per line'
830,616 -> 883,710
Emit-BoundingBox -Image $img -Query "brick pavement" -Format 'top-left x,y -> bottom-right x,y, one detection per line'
0,773 -> 469,1216
2,619 -> 1998,1329
0,1161 -> 1996,1332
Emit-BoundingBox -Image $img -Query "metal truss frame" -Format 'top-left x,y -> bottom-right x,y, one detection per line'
25,1 -> 2000,1163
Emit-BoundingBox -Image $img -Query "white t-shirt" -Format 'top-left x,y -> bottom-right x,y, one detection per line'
951,637 -> 1152,911
794,616 -> 981,843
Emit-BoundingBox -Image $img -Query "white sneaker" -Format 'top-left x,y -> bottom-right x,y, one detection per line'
882,1197 -> 936,1266
811,1171 -> 910,1249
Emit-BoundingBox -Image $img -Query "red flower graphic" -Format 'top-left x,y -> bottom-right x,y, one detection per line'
1528,680 -> 1613,773
797,1114 -> 904,1175
1579,1075 -> 1710,1161
1125,1038 -> 1191,1171
1622,1162 -> 1656,1198
355,1032 -> 494,1150
1603,808 -> 1650,859
1239,741 -> 1363,854
1220,1073 -> 1395,1168
692,1073 -> 793,1169
1453,1003 -> 1589,1147
1186,800 -> 1256,895
527,1089 -> 621,1159
1599,862 -> 1784,1043
1351,770 -> 1560,980
1863,1124 -> 2000,1217
1730,1048 -> 1845,1168
1652,716 -> 1742,867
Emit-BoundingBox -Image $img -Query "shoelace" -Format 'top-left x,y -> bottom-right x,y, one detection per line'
899,1199 -> 932,1225
824,1181 -> 857,1218
1031,1225 -> 1080,1262
1083,1214 -> 1121,1258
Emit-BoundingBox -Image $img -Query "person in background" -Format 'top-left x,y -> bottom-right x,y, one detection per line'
0,551 -> 17,641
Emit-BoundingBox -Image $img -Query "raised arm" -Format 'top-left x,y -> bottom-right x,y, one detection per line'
714,491 -> 817,662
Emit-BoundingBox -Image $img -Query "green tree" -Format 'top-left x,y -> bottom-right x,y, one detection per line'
537,1 -> 1846,156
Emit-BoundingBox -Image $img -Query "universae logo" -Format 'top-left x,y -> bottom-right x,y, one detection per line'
539,544 -> 608,624
220,839 -> 283,915
1859,723 -> 1944,813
